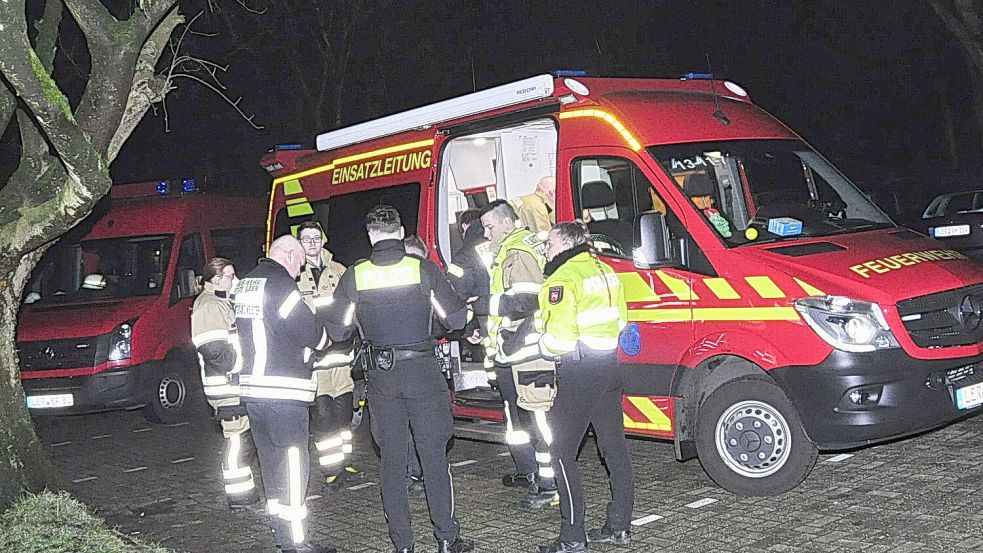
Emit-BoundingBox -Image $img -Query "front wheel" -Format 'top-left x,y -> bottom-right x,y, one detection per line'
142,363 -> 198,424
695,377 -> 817,496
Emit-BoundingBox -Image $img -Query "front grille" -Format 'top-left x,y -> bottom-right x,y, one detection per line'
19,336 -> 104,371
897,283 -> 983,348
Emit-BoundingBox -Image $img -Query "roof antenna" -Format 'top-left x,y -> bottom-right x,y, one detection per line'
705,52 -> 730,126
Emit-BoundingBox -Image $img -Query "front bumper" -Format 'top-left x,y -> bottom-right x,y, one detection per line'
22,362 -> 160,415
769,349 -> 983,450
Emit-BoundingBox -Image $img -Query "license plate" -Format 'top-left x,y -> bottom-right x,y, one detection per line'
955,382 -> 983,410
26,394 -> 74,409
933,224 -> 970,238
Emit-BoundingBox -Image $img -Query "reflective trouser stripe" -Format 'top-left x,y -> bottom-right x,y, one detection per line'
503,400 -> 530,444
223,433 -> 255,497
285,447 -> 306,544
533,410 -> 554,480
315,431 -> 349,469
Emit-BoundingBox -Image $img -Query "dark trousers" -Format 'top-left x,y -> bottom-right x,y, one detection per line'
496,364 -> 554,489
369,383 -> 459,549
549,354 -> 634,543
246,401 -> 311,549
311,392 -> 353,477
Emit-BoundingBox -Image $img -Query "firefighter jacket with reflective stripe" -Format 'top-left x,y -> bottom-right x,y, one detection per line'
323,239 -> 469,349
297,249 -> 347,311
235,258 -> 328,404
191,282 -> 241,408
446,223 -> 493,301
472,228 -> 546,366
539,245 -> 628,356
511,190 -> 554,236
297,249 -> 354,397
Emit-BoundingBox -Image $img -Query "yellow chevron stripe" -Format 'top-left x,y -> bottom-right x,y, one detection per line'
618,272 -> 661,302
703,278 -> 740,300
745,276 -> 785,299
656,271 -> 699,300
282,179 -> 303,196
626,396 -> 672,431
794,278 -> 825,297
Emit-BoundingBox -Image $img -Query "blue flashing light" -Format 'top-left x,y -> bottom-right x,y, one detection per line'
181,178 -> 197,193
156,181 -> 169,195
683,72 -> 714,80
274,143 -> 306,151
553,70 -> 588,77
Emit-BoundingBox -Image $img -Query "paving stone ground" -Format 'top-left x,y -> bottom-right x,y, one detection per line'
34,407 -> 983,553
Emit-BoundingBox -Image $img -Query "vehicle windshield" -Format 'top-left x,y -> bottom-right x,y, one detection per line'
648,140 -> 894,246
26,235 -> 174,303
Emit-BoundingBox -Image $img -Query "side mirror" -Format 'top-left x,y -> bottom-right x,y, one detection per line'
176,269 -> 198,299
633,212 -> 672,269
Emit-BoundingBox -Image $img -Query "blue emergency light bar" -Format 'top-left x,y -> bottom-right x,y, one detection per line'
553,70 -> 588,77
273,144 -> 307,151
157,181 -> 169,195
682,72 -> 714,80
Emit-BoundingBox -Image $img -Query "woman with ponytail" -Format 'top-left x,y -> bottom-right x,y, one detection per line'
536,221 -> 634,553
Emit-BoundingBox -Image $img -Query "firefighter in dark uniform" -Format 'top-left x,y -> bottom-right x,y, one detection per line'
445,209 -> 493,357
295,221 -> 362,491
321,205 -> 475,553
537,221 -> 634,553
191,257 -> 261,513
236,236 -> 335,553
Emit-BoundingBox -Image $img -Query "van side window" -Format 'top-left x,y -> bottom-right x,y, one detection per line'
172,233 -> 204,303
572,157 -> 681,258
272,183 -> 421,266
211,227 -> 265,275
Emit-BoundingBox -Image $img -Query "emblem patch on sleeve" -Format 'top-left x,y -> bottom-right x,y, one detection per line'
548,286 -> 564,304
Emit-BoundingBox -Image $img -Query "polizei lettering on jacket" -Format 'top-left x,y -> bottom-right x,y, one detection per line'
331,150 -> 432,185
849,249 -> 969,279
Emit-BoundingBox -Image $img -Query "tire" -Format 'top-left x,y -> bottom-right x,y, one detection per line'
695,377 -> 818,496
142,363 -> 197,424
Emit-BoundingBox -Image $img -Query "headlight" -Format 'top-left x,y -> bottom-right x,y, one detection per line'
794,296 -> 899,353
107,321 -> 133,361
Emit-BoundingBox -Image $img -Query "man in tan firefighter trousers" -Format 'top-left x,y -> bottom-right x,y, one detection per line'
191,257 -> 262,514
296,221 -> 362,491
472,200 -> 559,509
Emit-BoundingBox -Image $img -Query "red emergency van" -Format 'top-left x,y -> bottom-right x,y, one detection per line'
18,180 -> 265,423
261,74 -> 983,495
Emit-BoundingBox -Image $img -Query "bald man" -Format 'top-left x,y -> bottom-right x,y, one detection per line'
511,176 -> 556,237
237,235 -> 335,553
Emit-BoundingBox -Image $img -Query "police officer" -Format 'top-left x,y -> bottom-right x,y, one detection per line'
296,221 -> 361,492
322,205 -> 474,553
191,257 -> 261,514
236,236 -> 335,553
471,200 -> 558,509
537,221 -> 634,553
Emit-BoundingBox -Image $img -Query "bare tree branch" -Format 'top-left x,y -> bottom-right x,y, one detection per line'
62,0 -> 115,46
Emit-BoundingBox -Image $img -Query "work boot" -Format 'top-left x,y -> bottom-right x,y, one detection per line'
587,524 -> 631,546
522,489 -> 559,510
436,536 -> 475,553
501,472 -> 536,488
321,472 -> 345,493
282,542 -> 336,553
228,494 -> 265,516
537,539 -> 587,553
406,474 -> 426,499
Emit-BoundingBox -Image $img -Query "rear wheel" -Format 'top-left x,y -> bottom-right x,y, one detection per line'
142,362 -> 199,424
695,377 -> 817,496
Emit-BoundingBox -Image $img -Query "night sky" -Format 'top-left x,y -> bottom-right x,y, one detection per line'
11,2 -> 981,215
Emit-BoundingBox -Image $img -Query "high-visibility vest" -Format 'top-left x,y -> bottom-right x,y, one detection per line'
539,251 -> 627,356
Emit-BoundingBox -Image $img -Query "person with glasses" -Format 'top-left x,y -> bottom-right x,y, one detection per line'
296,221 -> 364,492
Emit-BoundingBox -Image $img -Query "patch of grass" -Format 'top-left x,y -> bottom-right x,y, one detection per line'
0,491 -> 172,553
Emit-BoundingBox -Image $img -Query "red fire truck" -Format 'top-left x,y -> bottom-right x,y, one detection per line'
18,180 -> 265,423
261,74 -> 983,495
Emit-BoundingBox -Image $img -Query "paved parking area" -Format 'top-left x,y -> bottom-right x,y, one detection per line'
34,408 -> 983,553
